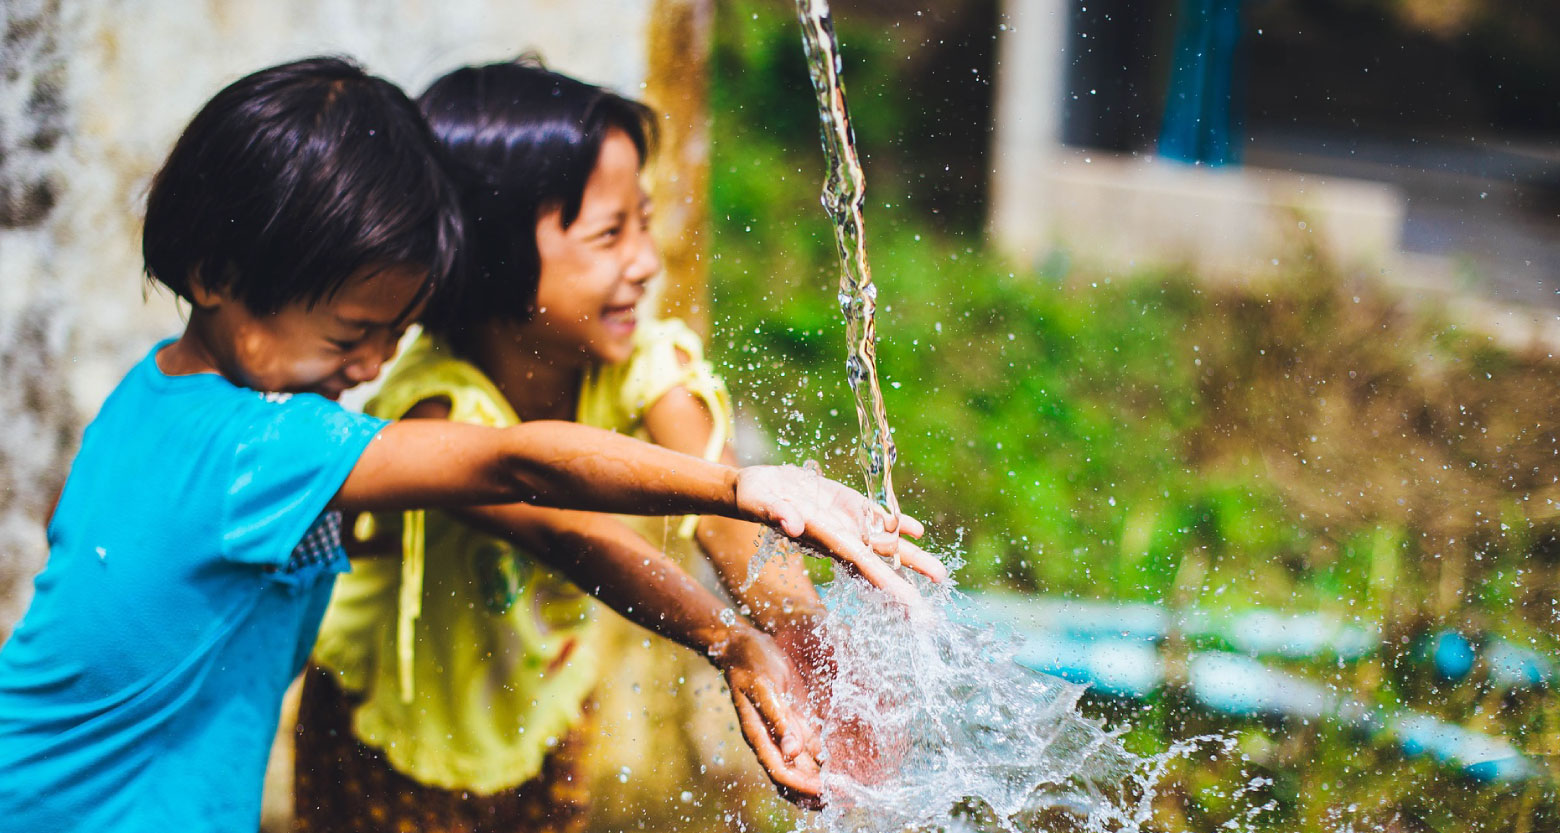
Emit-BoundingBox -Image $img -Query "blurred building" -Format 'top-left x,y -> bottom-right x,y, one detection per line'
989,0 -> 1560,314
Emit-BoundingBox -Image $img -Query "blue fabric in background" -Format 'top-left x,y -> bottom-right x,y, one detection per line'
1160,0 -> 1246,166
0,339 -> 386,833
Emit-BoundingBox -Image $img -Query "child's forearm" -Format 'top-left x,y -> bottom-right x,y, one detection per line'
337,419 -> 739,517
497,421 -> 741,518
340,418 -> 942,606
698,515 -> 826,633
452,502 -> 752,657
455,501 -> 825,801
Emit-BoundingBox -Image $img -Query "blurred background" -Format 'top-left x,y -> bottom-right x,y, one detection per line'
714,1 -> 1559,831
3,0 -> 1559,831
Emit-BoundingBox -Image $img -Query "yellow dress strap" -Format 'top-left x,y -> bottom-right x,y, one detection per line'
577,319 -> 734,539
361,334 -> 521,704
396,509 -> 426,703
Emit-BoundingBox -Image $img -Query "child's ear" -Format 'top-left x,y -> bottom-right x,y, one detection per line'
185,265 -> 225,310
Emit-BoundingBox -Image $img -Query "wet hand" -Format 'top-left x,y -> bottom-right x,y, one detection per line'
711,625 -> 826,809
768,614 -> 900,789
770,611 -> 832,706
734,464 -> 947,607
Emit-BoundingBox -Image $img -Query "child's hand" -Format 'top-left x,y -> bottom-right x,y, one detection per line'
769,608 -> 832,703
768,614 -> 905,794
711,624 -> 826,809
734,464 -> 946,607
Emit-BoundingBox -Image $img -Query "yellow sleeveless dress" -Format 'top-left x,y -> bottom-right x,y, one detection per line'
308,318 -> 730,795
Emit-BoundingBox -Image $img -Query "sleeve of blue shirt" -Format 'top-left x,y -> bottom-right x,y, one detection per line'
220,394 -> 387,568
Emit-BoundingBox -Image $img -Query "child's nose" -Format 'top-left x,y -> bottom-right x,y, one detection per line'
626,236 -> 660,285
344,354 -> 383,385
344,336 -> 397,384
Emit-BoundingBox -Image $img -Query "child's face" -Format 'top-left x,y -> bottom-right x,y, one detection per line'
525,127 -> 660,366
195,266 -> 426,399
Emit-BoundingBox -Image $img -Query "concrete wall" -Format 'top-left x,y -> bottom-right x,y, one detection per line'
988,0 -> 1405,281
1010,148 -> 1407,280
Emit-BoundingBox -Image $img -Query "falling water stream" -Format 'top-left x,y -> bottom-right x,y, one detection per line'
780,4 -> 1267,831
794,0 -> 900,522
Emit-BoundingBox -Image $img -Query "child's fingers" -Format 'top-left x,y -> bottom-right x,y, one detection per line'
892,540 -> 948,583
825,539 -> 924,609
745,673 -> 819,764
860,511 -> 944,582
861,562 -> 923,608
868,504 -> 924,539
733,689 -> 824,808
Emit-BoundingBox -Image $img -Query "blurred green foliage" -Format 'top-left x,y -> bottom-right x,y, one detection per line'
707,2 -> 1560,830
712,0 -> 1310,601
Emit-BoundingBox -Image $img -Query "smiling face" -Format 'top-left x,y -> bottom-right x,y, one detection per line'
183,264 -> 427,399
518,127 -> 661,367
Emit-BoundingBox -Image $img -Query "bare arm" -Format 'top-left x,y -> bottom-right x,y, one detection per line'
332,407 -> 947,606
335,417 -> 737,517
455,501 -> 825,807
459,500 -> 741,656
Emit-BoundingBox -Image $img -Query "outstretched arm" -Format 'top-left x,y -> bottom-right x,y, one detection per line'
375,397 -> 825,803
335,418 -> 735,516
333,414 -> 946,605
452,499 -> 825,807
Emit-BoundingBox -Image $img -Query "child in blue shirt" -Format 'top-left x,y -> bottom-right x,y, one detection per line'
0,57 -> 945,833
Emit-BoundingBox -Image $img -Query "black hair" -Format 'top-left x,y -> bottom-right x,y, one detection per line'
143,56 -> 461,316
415,57 -> 656,349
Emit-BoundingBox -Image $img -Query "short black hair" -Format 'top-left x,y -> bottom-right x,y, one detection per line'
416,57 -> 655,349
143,56 -> 461,316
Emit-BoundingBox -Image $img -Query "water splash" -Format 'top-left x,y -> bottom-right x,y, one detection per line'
794,0 -> 899,521
787,4 -> 1162,827
781,543 -> 1253,833
782,5 -> 1275,831
742,529 -> 792,593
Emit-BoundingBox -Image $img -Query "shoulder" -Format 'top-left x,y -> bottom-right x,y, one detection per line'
96,341 -> 387,444
580,318 -> 729,431
234,391 -> 388,460
367,332 -> 516,427
618,318 -> 714,392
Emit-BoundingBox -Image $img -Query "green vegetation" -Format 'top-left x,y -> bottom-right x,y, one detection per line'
707,2 -> 1560,830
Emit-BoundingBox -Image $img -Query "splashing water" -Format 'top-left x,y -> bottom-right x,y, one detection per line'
773,536 -> 1255,833
786,4 -> 1159,827
817,567 -> 1123,829
782,5 -> 1279,831
794,0 -> 900,521
812,569 -> 1138,832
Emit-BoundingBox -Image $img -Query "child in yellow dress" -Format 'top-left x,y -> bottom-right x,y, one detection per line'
293,59 -> 904,833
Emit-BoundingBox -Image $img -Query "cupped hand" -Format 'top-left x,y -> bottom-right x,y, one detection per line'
712,625 -> 826,809
768,614 -> 901,791
734,464 -> 947,607
769,611 -> 832,707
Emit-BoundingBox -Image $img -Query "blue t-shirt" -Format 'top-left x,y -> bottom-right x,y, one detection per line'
0,340 -> 387,832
